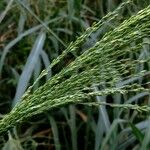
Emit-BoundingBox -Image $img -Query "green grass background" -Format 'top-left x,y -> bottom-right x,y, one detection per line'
0,0 -> 150,149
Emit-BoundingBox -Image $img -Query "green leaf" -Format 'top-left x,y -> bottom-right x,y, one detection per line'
129,122 -> 144,144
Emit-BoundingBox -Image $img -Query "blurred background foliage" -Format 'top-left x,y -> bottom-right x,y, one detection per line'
0,0 -> 150,149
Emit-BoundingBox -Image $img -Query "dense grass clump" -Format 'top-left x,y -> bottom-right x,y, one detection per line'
0,0 -> 150,149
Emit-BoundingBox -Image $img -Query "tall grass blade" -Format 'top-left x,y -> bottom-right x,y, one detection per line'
40,50 -> 51,79
12,31 -> 46,107
94,86 -> 110,150
0,0 -> 14,23
48,115 -> 61,150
